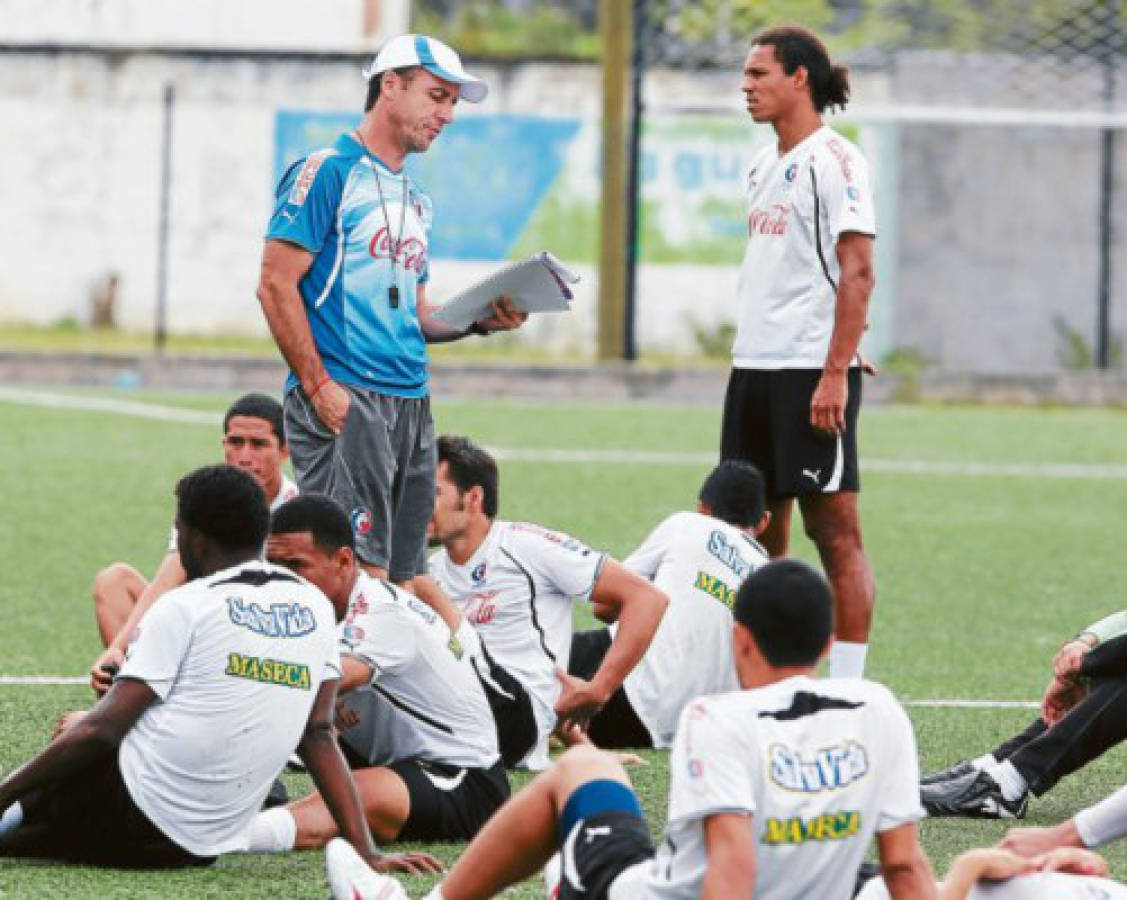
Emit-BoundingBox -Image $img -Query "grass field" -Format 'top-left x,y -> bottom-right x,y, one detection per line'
1,386 -> 1126,897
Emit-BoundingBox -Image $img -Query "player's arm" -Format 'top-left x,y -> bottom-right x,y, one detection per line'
701,812 -> 755,898
91,550 -> 187,695
403,572 -> 462,632
257,239 -> 350,434
0,678 -> 156,811
555,559 -> 668,727
417,284 -> 528,343
811,230 -> 875,435
877,822 -> 937,900
338,655 -> 374,693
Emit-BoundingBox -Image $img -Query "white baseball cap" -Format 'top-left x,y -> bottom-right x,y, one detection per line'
362,34 -> 487,104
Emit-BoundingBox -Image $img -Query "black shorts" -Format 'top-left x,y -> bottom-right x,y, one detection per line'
4,751 -> 214,868
559,810 -> 655,900
472,642 -> 539,768
389,757 -> 510,842
569,629 -> 653,749
720,367 -> 862,500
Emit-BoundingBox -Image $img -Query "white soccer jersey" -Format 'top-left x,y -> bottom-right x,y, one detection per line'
117,560 -> 340,857
733,125 -> 876,369
611,676 -> 923,900
620,511 -> 768,747
858,872 -> 1127,900
429,521 -> 606,769
166,475 -> 298,553
335,572 -> 499,770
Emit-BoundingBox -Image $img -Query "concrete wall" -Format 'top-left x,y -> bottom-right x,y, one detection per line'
0,41 -> 1123,373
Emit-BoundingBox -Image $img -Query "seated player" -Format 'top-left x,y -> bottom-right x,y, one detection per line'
240,494 -> 509,853
349,560 -> 934,899
0,465 -> 430,874
922,609 -> 1127,819
568,459 -> 771,749
90,392 -> 298,693
857,845 -> 1127,899
427,435 -> 669,770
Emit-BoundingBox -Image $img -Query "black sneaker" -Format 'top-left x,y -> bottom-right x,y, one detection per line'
921,770 -> 1028,819
920,759 -> 976,785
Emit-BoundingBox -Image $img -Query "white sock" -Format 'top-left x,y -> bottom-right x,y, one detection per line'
828,641 -> 868,679
241,807 -> 297,853
987,760 -> 1028,801
0,802 -> 23,839
971,753 -> 998,770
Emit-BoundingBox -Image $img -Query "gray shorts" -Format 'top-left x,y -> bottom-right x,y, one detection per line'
284,384 -> 435,580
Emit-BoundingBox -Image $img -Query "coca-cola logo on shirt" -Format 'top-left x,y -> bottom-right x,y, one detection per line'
748,203 -> 790,236
368,226 -> 428,275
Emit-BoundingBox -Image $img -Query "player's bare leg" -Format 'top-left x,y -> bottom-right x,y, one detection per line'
289,767 -> 412,848
799,491 -> 874,676
760,497 -> 795,558
91,562 -> 147,647
439,745 -> 631,900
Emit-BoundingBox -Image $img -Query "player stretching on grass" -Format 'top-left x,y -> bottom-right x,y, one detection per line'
0,466 -> 431,874
721,25 -> 878,678
338,559 -> 935,900
89,393 -> 297,694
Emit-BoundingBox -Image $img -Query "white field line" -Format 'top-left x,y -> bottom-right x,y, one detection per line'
0,674 -> 1041,709
2,387 -> 1125,479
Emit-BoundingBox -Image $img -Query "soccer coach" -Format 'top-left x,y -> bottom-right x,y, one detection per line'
720,25 -> 877,679
256,34 -> 525,592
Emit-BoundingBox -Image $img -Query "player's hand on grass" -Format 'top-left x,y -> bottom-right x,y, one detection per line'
370,850 -> 444,875
1052,639 -> 1091,682
810,371 -> 848,436
476,295 -> 528,333
1041,675 -> 1086,726
553,669 -> 608,730
311,380 -> 351,436
89,646 -> 125,696
52,709 -> 88,741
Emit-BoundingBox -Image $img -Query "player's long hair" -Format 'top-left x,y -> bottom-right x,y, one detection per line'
751,25 -> 850,114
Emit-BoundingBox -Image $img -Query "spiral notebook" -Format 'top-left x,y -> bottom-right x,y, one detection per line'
432,251 -> 580,330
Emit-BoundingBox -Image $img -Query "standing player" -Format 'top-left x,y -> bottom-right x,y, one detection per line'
721,25 -> 878,678
0,466 -> 429,875
427,435 -> 668,769
257,33 -> 526,598
568,460 -> 771,749
242,494 -> 508,852
388,560 -> 935,900
89,393 -> 298,694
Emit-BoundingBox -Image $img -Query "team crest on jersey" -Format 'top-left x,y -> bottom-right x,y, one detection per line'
471,562 -> 487,583
768,741 -> 869,793
784,162 -> 798,182
227,598 -> 317,638
846,185 -> 861,202
351,507 -> 373,536
341,623 -> 365,649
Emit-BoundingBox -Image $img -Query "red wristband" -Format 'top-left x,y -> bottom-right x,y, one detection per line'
307,374 -> 332,399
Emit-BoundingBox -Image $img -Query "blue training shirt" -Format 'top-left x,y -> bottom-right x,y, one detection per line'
265,132 -> 433,398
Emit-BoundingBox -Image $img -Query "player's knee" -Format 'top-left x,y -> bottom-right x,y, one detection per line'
551,744 -> 628,796
92,562 -> 134,607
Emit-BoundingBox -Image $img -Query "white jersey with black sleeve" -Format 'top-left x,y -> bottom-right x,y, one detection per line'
733,125 -> 876,369
116,560 -> 340,858
335,572 -> 499,770
611,676 -> 924,900
428,520 -> 606,770
619,511 -> 768,747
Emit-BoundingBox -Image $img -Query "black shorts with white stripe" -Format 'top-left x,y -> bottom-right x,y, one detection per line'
558,810 -> 655,900
389,757 -> 510,842
721,367 -> 861,499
